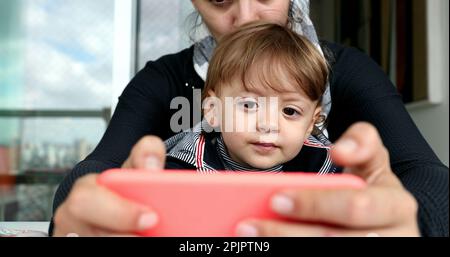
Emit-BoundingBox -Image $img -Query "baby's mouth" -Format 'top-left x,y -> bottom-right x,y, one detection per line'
253,142 -> 276,147
250,142 -> 279,153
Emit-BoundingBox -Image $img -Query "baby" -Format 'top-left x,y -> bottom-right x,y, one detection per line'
164,21 -> 337,174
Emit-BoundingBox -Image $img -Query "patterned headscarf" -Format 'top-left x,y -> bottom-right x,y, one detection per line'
193,0 -> 332,128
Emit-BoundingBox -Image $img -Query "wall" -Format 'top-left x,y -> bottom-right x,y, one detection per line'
408,0 -> 449,166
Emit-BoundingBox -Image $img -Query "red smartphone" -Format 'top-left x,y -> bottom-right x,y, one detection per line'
97,169 -> 366,237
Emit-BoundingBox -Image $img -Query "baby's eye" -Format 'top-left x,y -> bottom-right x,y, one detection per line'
238,100 -> 259,111
243,101 -> 258,110
283,107 -> 301,117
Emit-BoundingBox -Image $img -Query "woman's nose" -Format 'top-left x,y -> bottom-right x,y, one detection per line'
232,0 -> 260,28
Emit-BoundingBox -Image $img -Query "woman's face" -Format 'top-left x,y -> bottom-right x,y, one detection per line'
191,0 -> 291,41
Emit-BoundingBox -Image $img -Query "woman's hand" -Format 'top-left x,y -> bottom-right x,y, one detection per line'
235,123 -> 420,237
121,135 -> 167,171
53,136 -> 166,237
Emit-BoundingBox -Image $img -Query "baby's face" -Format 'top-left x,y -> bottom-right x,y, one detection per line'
207,78 -> 321,170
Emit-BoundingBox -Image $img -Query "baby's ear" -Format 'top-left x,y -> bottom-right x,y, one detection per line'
203,90 -> 221,128
313,106 -> 324,124
307,105 -> 323,136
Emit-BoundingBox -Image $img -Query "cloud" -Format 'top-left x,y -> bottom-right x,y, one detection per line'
4,0 -> 193,145
21,0 -> 194,109
137,0 -> 194,69
22,0 -> 114,109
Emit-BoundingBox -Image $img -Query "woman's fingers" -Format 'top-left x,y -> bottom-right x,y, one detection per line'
236,219 -> 326,237
54,214 -> 139,237
268,186 -> 418,229
53,209 -> 97,237
54,175 -> 159,236
122,136 -> 166,170
331,122 -> 391,184
250,122 -> 419,237
236,219 -> 419,237
55,135 -> 167,236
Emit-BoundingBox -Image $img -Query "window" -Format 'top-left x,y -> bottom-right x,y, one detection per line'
0,0 -> 198,222
0,0 -> 114,221
136,0 -> 194,70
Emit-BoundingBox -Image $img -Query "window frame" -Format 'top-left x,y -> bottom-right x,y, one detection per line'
112,0 -> 138,114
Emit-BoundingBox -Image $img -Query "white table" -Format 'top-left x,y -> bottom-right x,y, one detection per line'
0,222 -> 50,237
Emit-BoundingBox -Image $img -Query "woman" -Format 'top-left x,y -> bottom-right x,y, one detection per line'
51,0 -> 448,237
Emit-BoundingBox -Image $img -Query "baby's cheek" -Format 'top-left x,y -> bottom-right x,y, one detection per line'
223,132 -> 247,151
280,135 -> 306,160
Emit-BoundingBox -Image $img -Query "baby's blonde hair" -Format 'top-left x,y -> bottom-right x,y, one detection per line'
203,21 -> 329,103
